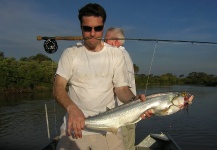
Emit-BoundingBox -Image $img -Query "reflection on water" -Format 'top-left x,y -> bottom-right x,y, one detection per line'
136,85 -> 217,150
0,92 -> 54,107
0,86 -> 217,150
0,92 -> 65,150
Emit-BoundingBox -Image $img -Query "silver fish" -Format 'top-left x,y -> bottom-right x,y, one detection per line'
85,92 -> 193,133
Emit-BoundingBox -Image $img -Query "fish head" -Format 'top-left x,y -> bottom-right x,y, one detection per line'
169,92 -> 193,113
159,92 -> 194,116
172,92 -> 193,107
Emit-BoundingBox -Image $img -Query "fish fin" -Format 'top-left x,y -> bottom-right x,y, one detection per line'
105,128 -> 118,134
86,126 -> 119,134
111,128 -> 118,134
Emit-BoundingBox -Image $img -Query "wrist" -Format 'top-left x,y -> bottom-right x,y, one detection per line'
66,104 -> 78,113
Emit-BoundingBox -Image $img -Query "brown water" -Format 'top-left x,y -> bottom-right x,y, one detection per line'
0,85 -> 217,150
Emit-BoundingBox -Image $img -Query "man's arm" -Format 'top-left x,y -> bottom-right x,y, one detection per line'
114,86 -> 135,103
53,75 -> 85,138
53,75 -> 74,109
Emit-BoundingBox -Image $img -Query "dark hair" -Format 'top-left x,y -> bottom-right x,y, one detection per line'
78,3 -> 107,24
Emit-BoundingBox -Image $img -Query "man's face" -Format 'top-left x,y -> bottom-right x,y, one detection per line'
81,16 -> 104,50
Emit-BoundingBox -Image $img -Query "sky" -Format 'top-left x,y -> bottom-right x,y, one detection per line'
1,0 -> 217,76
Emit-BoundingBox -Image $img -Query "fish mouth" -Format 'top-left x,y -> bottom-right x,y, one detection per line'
172,92 -> 193,109
184,93 -> 194,106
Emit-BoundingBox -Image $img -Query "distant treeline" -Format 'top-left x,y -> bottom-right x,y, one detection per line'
0,52 -> 216,94
135,72 -> 217,88
0,52 -> 57,93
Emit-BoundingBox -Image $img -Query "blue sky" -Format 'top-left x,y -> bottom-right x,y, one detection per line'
1,0 -> 217,75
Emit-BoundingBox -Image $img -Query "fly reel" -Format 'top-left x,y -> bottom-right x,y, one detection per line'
43,39 -> 58,54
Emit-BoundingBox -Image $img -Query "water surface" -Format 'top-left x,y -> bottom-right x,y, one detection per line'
0,85 -> 217,150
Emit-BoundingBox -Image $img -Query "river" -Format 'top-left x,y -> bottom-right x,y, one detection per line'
0,85 -> 217,150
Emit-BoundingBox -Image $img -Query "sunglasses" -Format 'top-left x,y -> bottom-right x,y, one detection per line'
82,25 -> 104,32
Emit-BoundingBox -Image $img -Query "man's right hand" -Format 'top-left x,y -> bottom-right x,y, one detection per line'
67,105 -> 85,138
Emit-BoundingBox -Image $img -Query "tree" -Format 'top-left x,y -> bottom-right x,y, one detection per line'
0,52 -> 4,58
133,64 -> 139,74
179,74 -> 185,78
21,53 -> 52,61
20,57 -> 28,61
0,54 -> 56,93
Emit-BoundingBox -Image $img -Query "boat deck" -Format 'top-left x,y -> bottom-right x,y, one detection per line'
135,133 -> 181,150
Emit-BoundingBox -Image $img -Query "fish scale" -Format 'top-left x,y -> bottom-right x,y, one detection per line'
84,92 -> 193,134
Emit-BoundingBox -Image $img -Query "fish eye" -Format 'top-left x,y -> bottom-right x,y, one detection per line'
180,92 -> 187,97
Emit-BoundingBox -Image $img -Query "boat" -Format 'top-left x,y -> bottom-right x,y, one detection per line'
42,136 -> 58,150
42,132 -> 181,150
135,132 -> 181,150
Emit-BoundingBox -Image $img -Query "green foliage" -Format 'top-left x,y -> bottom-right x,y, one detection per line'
0,53 -> 57,93
184,72 -> 217,86
0,52 -> 216,93
135,72 -> 217,87
20,53 -> 52,61
133,62 -> 216,86
133,64 -> 139,74
0,52 -> 4,59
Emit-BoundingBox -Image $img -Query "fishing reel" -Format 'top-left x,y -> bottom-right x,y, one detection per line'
43,39 -> 58,54
37,36 -> 85,54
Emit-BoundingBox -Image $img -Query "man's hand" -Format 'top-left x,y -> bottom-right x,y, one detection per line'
137,94 -> 154,119
67,105 -> 85,138
53,75 -> 85,138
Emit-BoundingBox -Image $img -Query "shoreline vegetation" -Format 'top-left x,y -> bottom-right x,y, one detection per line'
0,52 -> 217,94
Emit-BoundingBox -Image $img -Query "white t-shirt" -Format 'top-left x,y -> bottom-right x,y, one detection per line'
56,42 -> 130,135
116,46 -> 136,106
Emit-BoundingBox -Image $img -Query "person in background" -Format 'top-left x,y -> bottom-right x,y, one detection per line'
53,3 -> 153,150
105,27 -> 136,150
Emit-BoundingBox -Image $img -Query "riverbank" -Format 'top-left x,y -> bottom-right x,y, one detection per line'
1,82 -> 216,95
0,86 -> 52,94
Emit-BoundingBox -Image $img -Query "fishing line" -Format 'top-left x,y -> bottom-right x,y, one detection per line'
135,41 -> 158,134
50,54 -> 58,136
50,53 -> 57,135
144,42 -> 158,95
44,53 -> 58,146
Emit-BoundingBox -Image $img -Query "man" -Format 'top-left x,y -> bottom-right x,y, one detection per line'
105,27 -> 136,150
53,3 -> 152,150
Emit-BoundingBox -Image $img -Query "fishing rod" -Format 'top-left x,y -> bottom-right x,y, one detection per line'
37,36 -> 217,54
